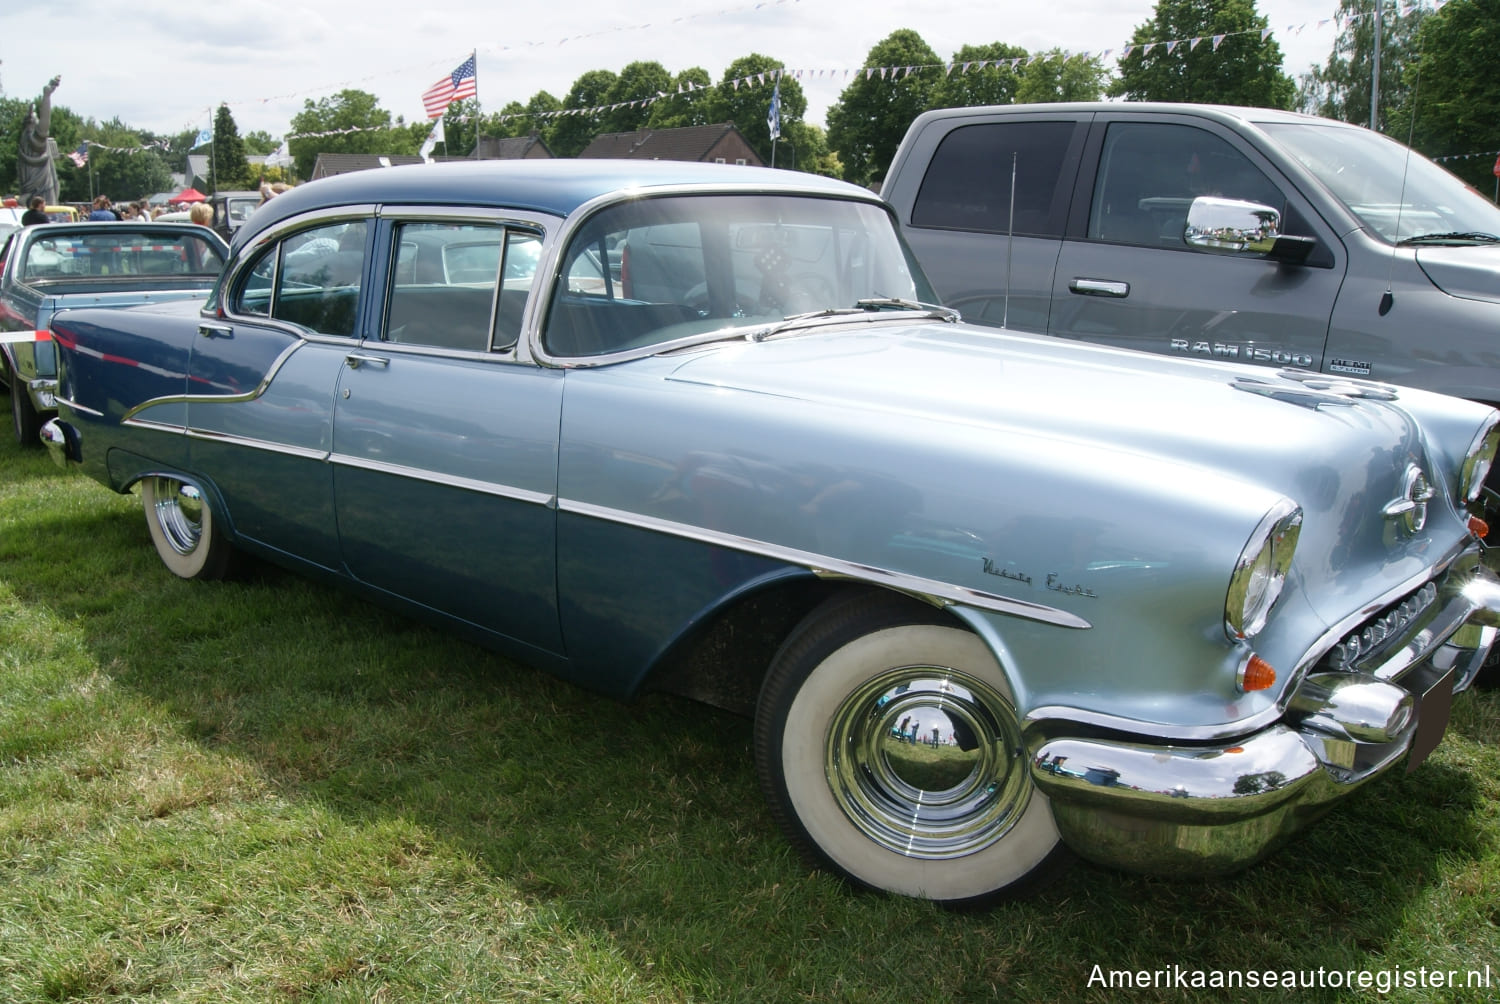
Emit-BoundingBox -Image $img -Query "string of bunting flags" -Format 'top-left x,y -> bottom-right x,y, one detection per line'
56,2 -> 1476,159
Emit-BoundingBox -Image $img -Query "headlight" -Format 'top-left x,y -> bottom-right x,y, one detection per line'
1226,499 -> 1302,641
1458,418 -> 1500,504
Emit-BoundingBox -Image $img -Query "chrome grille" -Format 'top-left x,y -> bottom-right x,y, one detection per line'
1321,582 -> 1439,672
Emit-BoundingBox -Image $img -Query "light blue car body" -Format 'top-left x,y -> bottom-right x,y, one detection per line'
40,160 -> 1500,896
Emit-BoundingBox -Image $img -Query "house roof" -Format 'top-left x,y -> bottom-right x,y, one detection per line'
473,134 -> 553,159
310,153 -> 427,179
577,124 -> 759,164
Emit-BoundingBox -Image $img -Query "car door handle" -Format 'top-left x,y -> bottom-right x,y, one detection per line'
344,353 -> 389,370
1068,278 -> 1130,298
198,323 -> 233,339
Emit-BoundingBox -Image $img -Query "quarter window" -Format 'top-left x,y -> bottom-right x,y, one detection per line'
911,121 -> 1078,237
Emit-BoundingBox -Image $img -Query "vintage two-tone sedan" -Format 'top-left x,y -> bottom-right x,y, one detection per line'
38,160 -> 1500,905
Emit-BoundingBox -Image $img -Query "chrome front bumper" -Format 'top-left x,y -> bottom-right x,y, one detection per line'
1029,559 -> 1500,878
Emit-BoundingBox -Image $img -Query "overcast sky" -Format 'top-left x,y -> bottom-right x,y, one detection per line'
1,0 -> 1351,141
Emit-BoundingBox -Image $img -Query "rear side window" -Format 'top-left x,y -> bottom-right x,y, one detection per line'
234,220 -> 367,337
911,121 -> 1078,237
384,221 -> 541,353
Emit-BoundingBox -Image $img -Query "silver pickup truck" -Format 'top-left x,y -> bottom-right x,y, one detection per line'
0,222 -> 228,446
882,102 -> 1500,407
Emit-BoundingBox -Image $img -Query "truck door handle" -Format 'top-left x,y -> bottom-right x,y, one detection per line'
1069,278 -> 1130,298
344,353 -> 389,370
198,323 -> 233,339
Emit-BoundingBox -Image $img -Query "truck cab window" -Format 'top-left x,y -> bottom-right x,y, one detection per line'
1090,123 -> 1284,248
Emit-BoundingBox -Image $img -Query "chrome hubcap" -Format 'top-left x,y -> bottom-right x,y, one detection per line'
151,478 -> 203,556
826,666 -> 1029,860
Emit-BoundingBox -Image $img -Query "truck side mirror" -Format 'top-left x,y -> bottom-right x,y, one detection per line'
1185,196 -> 1315,265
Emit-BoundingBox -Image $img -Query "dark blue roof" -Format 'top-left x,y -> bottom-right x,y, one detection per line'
237,159 -> 874,250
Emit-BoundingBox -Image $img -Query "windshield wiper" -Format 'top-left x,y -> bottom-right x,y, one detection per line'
746,298 -> 959,342
1396,231 -> 1500,246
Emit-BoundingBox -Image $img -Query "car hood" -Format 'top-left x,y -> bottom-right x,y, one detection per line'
663,319 -> 1425,489
1415,244 -> 1500,304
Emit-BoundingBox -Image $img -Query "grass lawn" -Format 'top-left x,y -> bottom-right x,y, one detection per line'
2,409 -> 1499,1002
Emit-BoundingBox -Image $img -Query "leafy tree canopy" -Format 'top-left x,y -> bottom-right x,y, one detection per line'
1110,0 -> 1295,108
827,29 -> 942,188
1298,0 -> 1425,131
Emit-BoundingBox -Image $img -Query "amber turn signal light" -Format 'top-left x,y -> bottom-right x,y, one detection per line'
1469,515 -> 1489,539
1238,654 -> 1277,692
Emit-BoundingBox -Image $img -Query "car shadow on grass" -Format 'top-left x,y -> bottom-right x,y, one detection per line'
6,484 -> 1499,1002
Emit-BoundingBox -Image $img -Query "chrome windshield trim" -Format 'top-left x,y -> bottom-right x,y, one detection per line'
331,453 -> 556,507
559,498 -> 1092,629
526,182 -> 891,371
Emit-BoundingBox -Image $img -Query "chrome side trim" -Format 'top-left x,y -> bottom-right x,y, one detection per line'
53,396 -> 103,419
119,339 -> 307,423
559,498 -> 1092,629
330,453 -> 556,507
1025,702 -> 1285,744
187,427 -> 330,462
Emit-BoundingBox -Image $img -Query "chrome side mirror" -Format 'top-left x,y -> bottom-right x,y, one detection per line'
1184,197 -> 1282,255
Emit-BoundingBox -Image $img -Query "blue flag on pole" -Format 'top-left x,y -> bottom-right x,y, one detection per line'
195,127 -> 213,147
767,78 -> 781,142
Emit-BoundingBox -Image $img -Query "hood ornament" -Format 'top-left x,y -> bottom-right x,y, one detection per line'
1383,464 -> 1435,535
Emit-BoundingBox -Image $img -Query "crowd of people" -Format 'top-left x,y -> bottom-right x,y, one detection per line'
7,179 -> 291,230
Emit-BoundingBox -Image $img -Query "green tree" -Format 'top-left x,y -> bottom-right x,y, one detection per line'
826,30 -> 942,187
439,98 -> 481,158
1403,0 -> 1500,192
600,61 -> 673,135
645,68 -> 715,129
242,130 -> 279,156
548,70 -> 618,158
483,92 -> 563,142
1015,49 -> 1109,103
1110,0 -> 1295,108
705,55 -> 806,165
65,119 -> 172,203
1298,0 -> 1426,131
928,43 -> 1029,110
287,90 -> 415,180
210,104 -> 253,192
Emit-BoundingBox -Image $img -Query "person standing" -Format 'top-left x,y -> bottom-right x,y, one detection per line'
18,76 -> 62,208
21,195 -> 49,226
88,195 -> 115,221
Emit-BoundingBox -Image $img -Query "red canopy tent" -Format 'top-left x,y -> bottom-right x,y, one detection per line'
171,188 -> 207,203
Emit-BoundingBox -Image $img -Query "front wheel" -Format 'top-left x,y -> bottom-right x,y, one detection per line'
140,476 -> 236,580
754,593 -> 1067,906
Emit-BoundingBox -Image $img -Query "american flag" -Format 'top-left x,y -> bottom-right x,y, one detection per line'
422,55 -> 478,119
68,142 -> 88,168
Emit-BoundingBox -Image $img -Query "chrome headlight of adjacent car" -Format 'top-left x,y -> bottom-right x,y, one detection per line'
1458,419 -> 1500,505
1226,499 -> 1303,641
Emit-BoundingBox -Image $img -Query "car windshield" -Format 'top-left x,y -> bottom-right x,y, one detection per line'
1261,121 -> 1500,244
20,228 -> 226,280
543,193 -> 935,358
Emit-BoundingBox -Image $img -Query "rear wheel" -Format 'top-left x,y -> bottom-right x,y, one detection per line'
754,593 -> 1066,906
11,383 -> 41,447
141,477 -> 236,580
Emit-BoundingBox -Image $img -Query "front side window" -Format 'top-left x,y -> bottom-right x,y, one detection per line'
234,220 -> 367,337
544,194 -> 930,358
1089,123 -> 1284,248
912,121 -> 1079,237
384,221 -> 541,352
